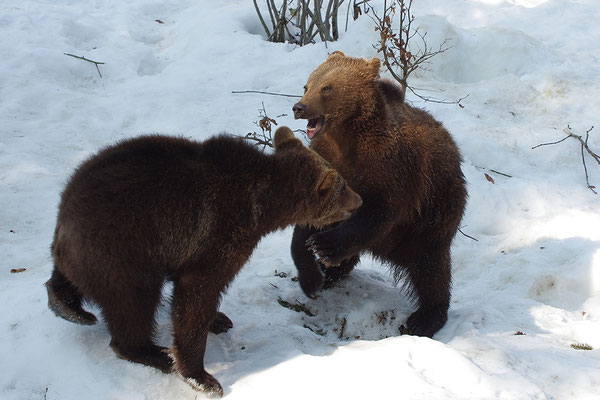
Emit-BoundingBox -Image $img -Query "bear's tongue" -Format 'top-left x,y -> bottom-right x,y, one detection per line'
306,117 -> 323,139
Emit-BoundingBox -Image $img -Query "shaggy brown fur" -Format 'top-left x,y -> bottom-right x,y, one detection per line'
46,127 -> 361,397
291,51 -> 467,338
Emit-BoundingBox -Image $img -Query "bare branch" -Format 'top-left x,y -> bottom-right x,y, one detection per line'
266,0 -> 278,32
488,169 -> 513,178
244,133 -> 274,149
368,0 -> 465,104
580,138 -> 596,194
254,0 -> 347,45
531,135 -> 570,150
253,0 -> 272,38
237,102 -> 281,150
407,86 -> 469,104
64,53 -> 104,78
532,126 -> 598,194
474,165 -> 513,179
338,316 -> 347,339
458,226 -> 479,242
232,90 -> 302,98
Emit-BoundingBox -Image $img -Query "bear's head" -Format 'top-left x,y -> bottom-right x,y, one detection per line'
292,51 -> 380,139
273,126 -> 362,227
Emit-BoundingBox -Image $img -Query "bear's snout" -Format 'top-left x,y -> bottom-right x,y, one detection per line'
292,102 -> 307,119
344,188 -> 363,215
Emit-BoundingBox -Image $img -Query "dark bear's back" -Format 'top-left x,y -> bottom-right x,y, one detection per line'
54,135 -> 267,289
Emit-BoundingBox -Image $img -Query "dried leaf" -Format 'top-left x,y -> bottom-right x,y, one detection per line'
484,173 -> 495,184
259,116 -> 277,133
10,268 -> 26,273
571,343 -> 593,350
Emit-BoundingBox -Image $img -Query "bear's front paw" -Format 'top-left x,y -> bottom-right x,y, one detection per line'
210,312 -> 233,334
305,230 -> 347,267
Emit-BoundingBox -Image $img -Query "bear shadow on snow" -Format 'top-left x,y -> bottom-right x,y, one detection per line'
179,259 -> 416,393
206,235 -> 599,394
45,127 -> 362,397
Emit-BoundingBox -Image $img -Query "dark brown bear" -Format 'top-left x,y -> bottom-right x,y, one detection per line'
291,51 -> 467,338
46,127 -> 362,397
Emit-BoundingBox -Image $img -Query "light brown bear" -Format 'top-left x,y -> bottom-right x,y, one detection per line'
46,127 -> 362,397
291,51 -> 467,338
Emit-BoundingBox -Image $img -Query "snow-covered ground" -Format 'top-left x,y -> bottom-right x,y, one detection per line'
2,0 -> 599,398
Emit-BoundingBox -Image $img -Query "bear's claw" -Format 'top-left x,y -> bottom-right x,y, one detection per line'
305,232 -> 345,267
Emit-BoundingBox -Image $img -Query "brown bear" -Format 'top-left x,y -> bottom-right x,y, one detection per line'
291,51 -> 467,338
46,127 -> 362,397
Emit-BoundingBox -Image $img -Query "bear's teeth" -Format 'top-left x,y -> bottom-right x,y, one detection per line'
306,117 -> 322,139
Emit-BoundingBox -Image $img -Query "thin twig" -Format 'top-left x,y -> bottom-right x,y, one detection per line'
458,226 -> 479,242
244,133 -> 274,149
474,165 -> 513,178
303,324 -> 326,336
531,135 -> 570,150
338,316 -> 347,339
277,298 -> 315,316
580,141 -> 595,194
408,86 -> 470,104
578,126 -> 599,164
64,53 -> 104,78
232,90 -> 302,98
488,169 -> 513,178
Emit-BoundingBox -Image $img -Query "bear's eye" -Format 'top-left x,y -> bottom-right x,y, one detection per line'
303,85 -> 308,93
321,85 -> 331,93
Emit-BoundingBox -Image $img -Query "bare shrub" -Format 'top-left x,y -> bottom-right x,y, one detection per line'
368,0 -> 465,104
253,0 -> 348,45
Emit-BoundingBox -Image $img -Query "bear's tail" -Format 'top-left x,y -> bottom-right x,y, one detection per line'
46,269 -> 97,325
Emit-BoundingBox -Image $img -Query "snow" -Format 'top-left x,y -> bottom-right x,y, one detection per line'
1,0 -> 599,398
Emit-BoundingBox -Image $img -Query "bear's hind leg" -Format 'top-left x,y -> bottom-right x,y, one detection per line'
46,269 -> 97,325
391,242 -> 451,338
171,270 -> 224,397
98,276 -> 172,373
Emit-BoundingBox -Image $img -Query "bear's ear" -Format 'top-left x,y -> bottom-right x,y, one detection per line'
367,57 -> 381,78
317,170 -> 337,192
327,50 -> 345,61
274,126 -> 302,151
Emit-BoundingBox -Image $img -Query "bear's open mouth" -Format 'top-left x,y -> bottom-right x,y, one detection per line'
306,116 -> 323,139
